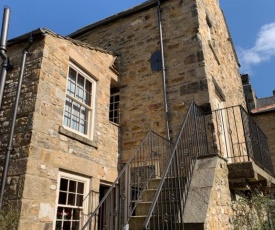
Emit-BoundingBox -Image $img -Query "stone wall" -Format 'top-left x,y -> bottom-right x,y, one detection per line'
183,155 -> 233,230
197,0 -> 245,110
1,31 -> 119,229
0,39 -> 44,209
72,0 -> 246,161
252,111 -> 275,170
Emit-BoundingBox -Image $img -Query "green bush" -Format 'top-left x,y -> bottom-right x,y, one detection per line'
0,205 -> 19,230
232,192 -> 275,230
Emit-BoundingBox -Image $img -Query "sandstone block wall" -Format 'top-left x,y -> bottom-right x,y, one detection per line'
72,0 -> 246,161
1,31 -> 120,229
0,39 -> 44,208
252,112 -> 275,170
73,0 -> 210,161
197,0 -> 245,110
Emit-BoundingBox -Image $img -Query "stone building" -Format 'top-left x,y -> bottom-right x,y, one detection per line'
0,0 -> 275,229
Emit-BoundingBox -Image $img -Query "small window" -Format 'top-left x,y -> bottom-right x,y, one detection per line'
109,88 -> 120,124
55,171 -> 90,230
63,63 -> 96,138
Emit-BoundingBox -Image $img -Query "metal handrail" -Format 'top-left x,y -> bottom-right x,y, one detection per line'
212,105 -> 274,175
143,102 -> 208,229
81,130 -> 171,230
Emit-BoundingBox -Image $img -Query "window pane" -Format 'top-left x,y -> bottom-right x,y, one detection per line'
77,182 -> 84,193
69,180 -> 77,192
64,208 -> 72,220
68,68 -> 76,96
76,74 -> 84,101
72,221 -> 80,229
85,81 -> 92,106
58,192 -> 67,205
60,178 -> 68,191
63,221 -> 71,229
76,195 -> 83,207
56,207 -> 64,220
68,193 -> 76,206
73,208 -> 81,220
55,221 -> 62,230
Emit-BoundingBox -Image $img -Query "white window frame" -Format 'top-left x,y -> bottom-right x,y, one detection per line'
63,62 -> 96,139
54,171 -> 90,230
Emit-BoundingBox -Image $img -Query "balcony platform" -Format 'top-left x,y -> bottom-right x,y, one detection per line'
228,161 -> 275,191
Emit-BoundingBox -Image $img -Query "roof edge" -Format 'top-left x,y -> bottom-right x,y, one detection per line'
7,28 -> 47,46
7,28 -> 116,56
69,0 -> 159,38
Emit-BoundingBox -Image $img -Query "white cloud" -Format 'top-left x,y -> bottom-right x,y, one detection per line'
238,22 -> 275,71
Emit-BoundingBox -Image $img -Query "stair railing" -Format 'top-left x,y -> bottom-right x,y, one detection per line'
81,130 -> 171,230
143,102 -> 209,229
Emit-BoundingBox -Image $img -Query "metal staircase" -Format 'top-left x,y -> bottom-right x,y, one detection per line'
81,102 -> 208,230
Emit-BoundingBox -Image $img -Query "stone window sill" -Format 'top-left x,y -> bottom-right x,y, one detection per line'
109,121 -> 120,127
59,126 -> 98,149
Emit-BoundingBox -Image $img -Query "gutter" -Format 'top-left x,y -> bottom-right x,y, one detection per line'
157,0 -> 170,142
0,6 -> 11,110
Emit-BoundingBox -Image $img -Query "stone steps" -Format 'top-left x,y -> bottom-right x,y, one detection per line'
128,177 -> 186,229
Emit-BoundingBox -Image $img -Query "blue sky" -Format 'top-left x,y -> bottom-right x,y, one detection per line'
0,0 -> 274,98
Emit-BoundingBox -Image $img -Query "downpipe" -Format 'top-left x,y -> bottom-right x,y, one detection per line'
157,0 -> 170,142
0,35 -> 33,208
0,6 -> 11,109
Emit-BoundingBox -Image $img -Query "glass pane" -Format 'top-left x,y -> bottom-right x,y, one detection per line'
72,208 -> 81,220
68,69 -> 76,95
71,115 -> 79,131
80,106 -> 87,121
76,195 -> 83,206
77,182 -> 84,193
68,193 -> 76,206
56,207 -> 64,220
72,221 -> 80,230
64,208 -> 72,220
110,103 -> 114,111
58,192 -> 67,205
63,221 -> 71,229
79,121 -> 86,135
69,180 -> 77,192
60,178 -> 68,191
85,81 -> 92,106
72,102 -> 80,116
76,75 -> 84,101
63,113 -> 70,127
55,221 -> 62,230
64,98 -> 72,127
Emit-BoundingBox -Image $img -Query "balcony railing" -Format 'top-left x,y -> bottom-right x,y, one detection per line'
211,105 -> 274,175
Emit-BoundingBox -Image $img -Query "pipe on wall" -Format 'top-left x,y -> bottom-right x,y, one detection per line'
0,6 -> 10,109
157,0 -> 170,142
0,35 -> 33,209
